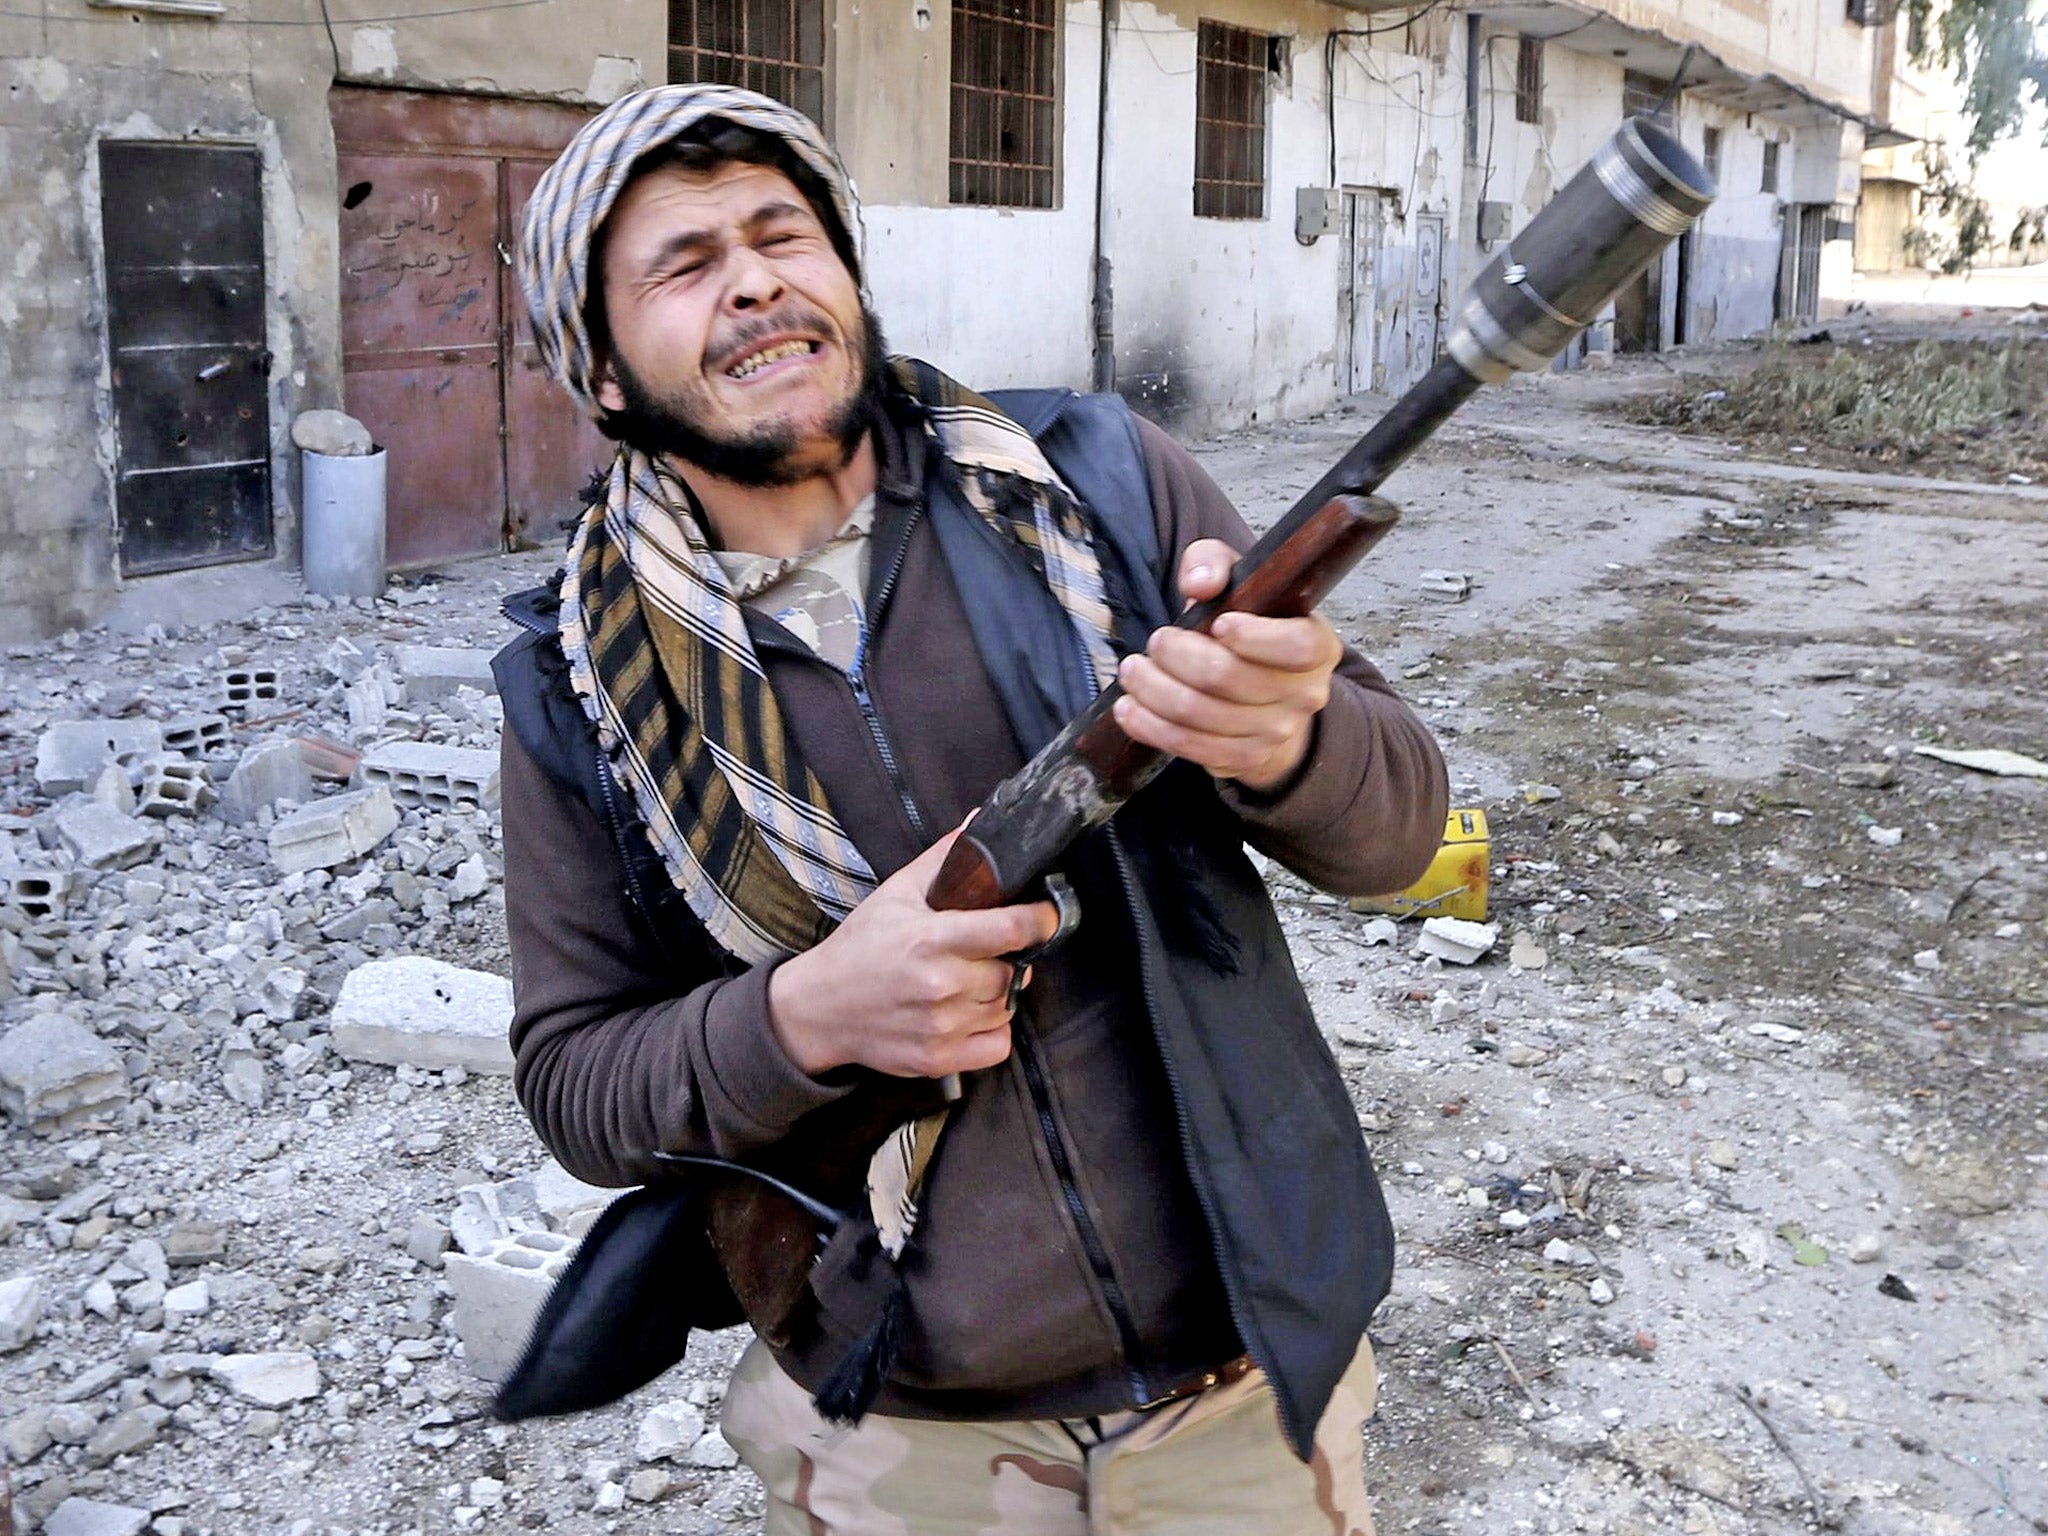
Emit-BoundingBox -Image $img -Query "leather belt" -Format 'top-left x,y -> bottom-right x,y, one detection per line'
1136,1353 -> 1256,1411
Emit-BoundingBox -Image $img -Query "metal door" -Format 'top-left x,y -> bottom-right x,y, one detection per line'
503,159 -> 610,546
1409,213 -> 1445,383
333,90 -> 598,569
337,151 -> 508,567
1339,190 -> 1383,394
101,142 -> 273,576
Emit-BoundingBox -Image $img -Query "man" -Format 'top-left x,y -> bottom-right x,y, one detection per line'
499,84 -> 1447,1535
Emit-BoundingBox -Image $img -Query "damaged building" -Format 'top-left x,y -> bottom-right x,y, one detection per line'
3,0 -> 1891,640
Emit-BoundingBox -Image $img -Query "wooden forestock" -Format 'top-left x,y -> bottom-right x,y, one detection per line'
925,493 -> 1400,916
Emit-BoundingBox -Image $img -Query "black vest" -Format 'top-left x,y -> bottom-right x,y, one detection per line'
494,391 -> 1394,1456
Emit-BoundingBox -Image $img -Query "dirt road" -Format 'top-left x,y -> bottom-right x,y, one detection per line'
2,323 -> 2043,1535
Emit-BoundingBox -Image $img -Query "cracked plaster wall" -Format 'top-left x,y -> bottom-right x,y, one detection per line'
1,0 -> 659,642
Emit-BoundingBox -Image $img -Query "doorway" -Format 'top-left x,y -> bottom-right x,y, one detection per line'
1778,204 -> 1827,324
1338,189 -> 1386,394
332,89 -> 608,569
100,141 -> 274,576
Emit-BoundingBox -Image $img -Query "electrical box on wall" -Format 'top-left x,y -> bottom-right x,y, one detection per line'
1295,187 -> 1340,244
1477,201 -> 1513,245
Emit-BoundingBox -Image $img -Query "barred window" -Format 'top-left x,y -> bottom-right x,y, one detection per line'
1761,139 -> 1780,194
667,0 -> 826,125
1702,125 -> 1723,182
950,0 -> 1059,208
1514,36 -> 1542,125
1194,20 -> 1269,219
1622,69 -> 1670,119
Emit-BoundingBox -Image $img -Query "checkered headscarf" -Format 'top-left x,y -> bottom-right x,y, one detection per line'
517,84 -> 863,421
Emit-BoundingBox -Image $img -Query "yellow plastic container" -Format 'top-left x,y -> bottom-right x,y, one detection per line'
1351,809 -> 1490,922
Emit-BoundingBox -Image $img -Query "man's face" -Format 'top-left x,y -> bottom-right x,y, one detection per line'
592,159 -> 874,486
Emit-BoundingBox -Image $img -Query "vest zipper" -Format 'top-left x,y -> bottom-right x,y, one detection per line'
1012,1014 -> 1152,1406
845,505 -> 933,845
1105,826 -> 1266,1399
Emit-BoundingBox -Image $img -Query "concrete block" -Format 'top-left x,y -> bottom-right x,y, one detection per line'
55,800 -> 159,870
136,758 -> 214,818
0,1271 -> 46,1350
395,645 -> 498,704
43,1498 -> 150,1536
445,1230 -> 572,1382
34,721 -> 163,796
207,1351 -> 321,1406
4,867 -> 77,919
451,1176 -> 545,1256
0,1014 -> 128,1130
534,1158 -> 621,1238
221,740 -> 314,824
330,956 -> 513,1074
218,666 -> 280,714
268,785 -> 398,873
160,713 -> 230,760
358,740 -> 499,812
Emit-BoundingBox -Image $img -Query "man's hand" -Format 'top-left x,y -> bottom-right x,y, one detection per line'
1112,538 -> 1344,792
768,829 -> 1060,1081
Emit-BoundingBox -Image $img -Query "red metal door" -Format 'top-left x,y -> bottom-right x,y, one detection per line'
337,150 -> 506,566
333,90 -> 596,569
503,157 -> 611,547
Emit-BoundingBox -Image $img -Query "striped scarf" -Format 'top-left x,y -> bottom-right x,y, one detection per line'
557,358 -> 1119,974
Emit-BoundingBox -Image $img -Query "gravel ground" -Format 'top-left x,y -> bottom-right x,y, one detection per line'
3,322 -> 2044,1535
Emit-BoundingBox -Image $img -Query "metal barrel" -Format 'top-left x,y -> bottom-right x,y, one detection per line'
1449,115 -> 1717,384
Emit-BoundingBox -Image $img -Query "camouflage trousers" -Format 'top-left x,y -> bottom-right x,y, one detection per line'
719,1335 -> 1378,1536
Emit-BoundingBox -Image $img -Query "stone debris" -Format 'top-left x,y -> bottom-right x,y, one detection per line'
207,1350 -> 322,1406
445,1230 -> 573,1381
55,800 -> 160,870
331,956 -> 514,1074
0,1271 -> 47,1350
395,644 -> 499,703
220,739 -> 316,823
1835,760 -> 1897,789
291,407 -> 375,457
636,1399 -> 707,1462
357,740 -> 501,812
33,721 -> 164,797
1418,568 -> 1474,602
1415,917 -> 1498,965
0,1014 -> 128,1130
43,1498 -> 152,1536
268,784 -> 399,873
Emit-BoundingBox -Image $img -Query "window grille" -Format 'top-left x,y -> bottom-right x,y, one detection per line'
1761,139 -> 1780,195
1194,20 -> 1269,219
1702,126 -> 1722,182
1514,36 -> 1543,125
1622,69 -> 1670,119
950,0 -> 1059,208
667,0 -> 826,126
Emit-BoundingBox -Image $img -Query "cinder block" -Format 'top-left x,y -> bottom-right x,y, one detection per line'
137,759 -> 214,818
161,714 -> 230,760
34,721 -> 164,796
445,1231 -> 573,1381
358,741 -> 500,812
221,740 -> 316,824
219,667 -> 280,714
395,645 -> 498,704
330,956 -> 514,1074
3,869 -> 77,920
268,785 -> 398,874
55,800 -> 159,870
0,1013 -> 129,1131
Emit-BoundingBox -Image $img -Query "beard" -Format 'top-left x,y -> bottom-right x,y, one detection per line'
604,307 -> 889,489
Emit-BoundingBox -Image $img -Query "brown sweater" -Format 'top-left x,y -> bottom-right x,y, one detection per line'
501,405 -> 1448,1420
